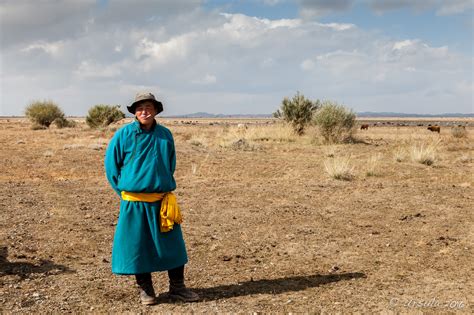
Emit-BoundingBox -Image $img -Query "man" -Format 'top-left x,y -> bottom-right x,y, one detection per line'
105,92 -> 199,305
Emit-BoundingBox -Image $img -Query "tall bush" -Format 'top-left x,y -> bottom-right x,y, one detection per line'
25,100 -> 65,128
313,101 -> 356,143
273,91 -> 320,135
86,105 -> 125,129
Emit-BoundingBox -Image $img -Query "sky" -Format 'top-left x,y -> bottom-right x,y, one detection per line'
0,0 -> 472,116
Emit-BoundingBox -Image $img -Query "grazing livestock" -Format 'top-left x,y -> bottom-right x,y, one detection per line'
427,126 -> 440,133
360,124 -> 369,130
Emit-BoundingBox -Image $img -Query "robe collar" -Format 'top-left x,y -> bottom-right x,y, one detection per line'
133,118 -> 157,134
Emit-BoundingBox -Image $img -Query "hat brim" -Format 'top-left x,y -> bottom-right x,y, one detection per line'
127,99 -> 163,114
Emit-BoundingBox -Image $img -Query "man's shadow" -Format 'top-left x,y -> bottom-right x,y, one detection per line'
0,246 -> 73,280
159,271 -> 366,301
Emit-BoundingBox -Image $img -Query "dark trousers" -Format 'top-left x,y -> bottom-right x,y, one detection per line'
135,265 -> 184,285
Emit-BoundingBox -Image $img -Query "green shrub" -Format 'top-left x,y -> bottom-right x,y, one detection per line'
53,117 -> 76,129
86,105 -> 125,129
25,100 -> 65,128
313,101 -> 356,143
273,91 -> 320,135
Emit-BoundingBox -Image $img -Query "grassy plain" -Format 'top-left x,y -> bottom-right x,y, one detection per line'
0,117 -> 472,313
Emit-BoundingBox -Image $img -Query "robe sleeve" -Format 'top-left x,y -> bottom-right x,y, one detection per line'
105,131 -> 123,196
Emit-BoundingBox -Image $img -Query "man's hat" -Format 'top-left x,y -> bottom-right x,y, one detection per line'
127,92 -> 163,114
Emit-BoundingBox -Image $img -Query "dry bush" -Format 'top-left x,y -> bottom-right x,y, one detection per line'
313,101 -> 356,144
25,100 -> 65,128
451,126 -> 467,138
86,105 -> 125,129
410,139 -> 440,166
273,91 -> 319,135
53,117 -> 76,129
324,155 -> 355,180
365,153 -> 382,177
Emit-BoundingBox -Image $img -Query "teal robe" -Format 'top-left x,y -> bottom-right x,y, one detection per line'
105,120 -> 188,274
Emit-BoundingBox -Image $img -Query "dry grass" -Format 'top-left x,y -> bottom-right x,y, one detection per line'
324,155 -> 355,180
451,126 -> 467,138
410,139 -> 441,166
188,134 -> 208,147
393,146 -> 406,162
323,145 -> 338,158
365,153 -> 382,177
245,123 -> 297,142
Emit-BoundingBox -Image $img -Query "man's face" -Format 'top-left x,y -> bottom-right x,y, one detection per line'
135,101 -> 157,125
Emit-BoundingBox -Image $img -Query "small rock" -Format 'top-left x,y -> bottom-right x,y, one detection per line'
329,265 -> 340,273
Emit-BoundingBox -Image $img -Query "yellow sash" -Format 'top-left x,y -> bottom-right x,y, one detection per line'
121,191 -> 183,233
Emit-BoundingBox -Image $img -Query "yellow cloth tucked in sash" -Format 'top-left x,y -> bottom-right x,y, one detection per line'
121,191 -> 183,233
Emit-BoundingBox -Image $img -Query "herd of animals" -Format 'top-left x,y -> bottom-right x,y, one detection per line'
359,123 -> 467,133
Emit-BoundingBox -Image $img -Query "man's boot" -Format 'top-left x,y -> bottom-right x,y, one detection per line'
168,266 -> 199,302
135,273 -> 157,305
169,278 -> 200,302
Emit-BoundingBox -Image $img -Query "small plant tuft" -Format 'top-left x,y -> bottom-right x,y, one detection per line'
393,146 -> 406,162
324,155 -> 355,180
365,153 -> 382,177
25,100 -> 65,128
313,101 -> 356,143
410,140 -> 440,166
86,105 -> 125,129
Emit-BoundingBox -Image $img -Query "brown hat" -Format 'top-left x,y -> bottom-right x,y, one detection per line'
127,92 -> 163,114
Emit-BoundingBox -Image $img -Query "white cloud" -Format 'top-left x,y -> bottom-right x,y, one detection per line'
315,22 -> 355,31
74,60 -> 123,78
0,5 -> 472,116
21,41 -> 64,56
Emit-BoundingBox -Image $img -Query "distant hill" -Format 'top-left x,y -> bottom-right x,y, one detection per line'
356,112 -> 473,118
163,111 -> 473,118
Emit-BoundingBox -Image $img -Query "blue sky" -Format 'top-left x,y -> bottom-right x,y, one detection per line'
0,0 -> 472,116
206,0 -> 473,53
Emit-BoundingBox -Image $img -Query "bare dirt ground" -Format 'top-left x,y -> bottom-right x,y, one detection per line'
0,118 -> 473,313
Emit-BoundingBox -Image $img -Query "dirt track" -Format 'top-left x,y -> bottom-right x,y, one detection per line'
0,119 -> 473,313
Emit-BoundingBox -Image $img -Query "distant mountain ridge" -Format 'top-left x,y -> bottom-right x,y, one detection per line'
164,111 -> 473,118
356,112 -> 473,117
